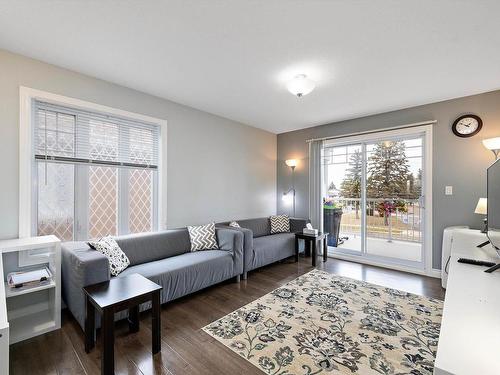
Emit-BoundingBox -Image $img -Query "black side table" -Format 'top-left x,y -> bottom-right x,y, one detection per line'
295,232 -> 329,267
83,273 -> 163,375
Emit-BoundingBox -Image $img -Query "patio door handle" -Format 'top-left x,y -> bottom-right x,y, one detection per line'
419,195 -> 425,209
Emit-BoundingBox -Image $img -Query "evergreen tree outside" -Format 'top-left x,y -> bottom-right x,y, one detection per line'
339,149 -> 362,198
339,149 -> 362,218
336,140 -> 421,227
366,141 -> 416,225
366,141 -> 411,199
412,168 -> 422,198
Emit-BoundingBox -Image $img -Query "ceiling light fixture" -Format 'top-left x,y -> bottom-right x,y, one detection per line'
286,74 -> 315,97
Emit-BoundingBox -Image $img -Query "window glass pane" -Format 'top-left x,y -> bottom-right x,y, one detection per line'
89,120 -> 118,161
37,162 -> 74,241
89,166 -> 118,239
129,128 -> 154,164
405,146 -> 422,158
35,110 -> 75,157
129,169 -> 153,233
332,146 -> 347,155
404,138 -> 422,147
332,154 -> 347,164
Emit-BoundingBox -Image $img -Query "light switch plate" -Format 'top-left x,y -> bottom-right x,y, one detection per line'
445,186 -> 453,195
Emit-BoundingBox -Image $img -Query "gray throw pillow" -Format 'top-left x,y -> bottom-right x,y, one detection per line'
187,223 -> 219,251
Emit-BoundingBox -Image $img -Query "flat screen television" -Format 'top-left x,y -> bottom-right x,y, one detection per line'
487,158 -> 500,253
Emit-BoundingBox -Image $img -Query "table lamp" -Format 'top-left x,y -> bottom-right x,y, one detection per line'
474,197 -> 487,233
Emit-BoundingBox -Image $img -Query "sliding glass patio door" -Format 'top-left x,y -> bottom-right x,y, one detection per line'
321,126 -> 430,270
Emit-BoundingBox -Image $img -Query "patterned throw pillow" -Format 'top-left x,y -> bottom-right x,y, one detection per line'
188,223 -> 219,251
88,236 -> 130,276
229,221 -> 240,228
270,215 -> 291,234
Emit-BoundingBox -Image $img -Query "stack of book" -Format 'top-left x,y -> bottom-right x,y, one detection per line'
7,267 -> 52,291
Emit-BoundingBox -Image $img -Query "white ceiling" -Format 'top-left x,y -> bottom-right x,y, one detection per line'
1,1 -> 500,134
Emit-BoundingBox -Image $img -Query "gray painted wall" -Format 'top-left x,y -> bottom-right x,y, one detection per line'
0,49 -> 277,239
277,90 -> 500,269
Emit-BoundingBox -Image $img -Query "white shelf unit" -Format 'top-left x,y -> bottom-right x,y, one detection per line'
4,279 -> 56,298
0,253 -> 9,375
0,235 -> 61,346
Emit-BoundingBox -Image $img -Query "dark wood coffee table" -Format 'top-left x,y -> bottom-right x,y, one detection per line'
294,232 -> 329,267
83,273 -> 162,375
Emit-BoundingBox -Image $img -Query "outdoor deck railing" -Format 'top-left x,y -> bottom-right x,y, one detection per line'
333,197 -> 422,243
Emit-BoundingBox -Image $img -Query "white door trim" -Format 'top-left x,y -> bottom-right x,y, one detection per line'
323,124 -> 434,276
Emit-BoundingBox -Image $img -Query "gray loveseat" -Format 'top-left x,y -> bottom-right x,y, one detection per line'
61,227 -> 243,330
217,217 -> 309,279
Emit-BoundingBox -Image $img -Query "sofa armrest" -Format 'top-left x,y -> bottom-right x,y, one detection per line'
216,225 -> 253,274
290,217 -> 311,233
61,242 -> 110,329
216,228 -> 244,275
215,227 -> 244,276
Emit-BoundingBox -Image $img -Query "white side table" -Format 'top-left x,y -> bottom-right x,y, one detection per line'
0,235 -> 61,350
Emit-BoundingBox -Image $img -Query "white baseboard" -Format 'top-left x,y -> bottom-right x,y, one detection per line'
329,253 -> 442,278
428,268 -> 442,278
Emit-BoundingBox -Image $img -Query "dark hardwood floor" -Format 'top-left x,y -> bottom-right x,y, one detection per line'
10,257 -> 445,375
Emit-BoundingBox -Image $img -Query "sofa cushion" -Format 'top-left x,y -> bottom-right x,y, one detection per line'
88,236 -> 129,276
251,233 -> 295,270
188,223 -> 219,251
237,218 -> 271,238
118,250 -> 234,302
269,215 -> 290,234
115,229 -> 191,266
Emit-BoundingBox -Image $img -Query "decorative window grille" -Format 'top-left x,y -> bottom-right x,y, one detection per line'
34,101 -> 159,240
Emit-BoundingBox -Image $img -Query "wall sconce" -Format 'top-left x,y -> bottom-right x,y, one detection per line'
283,159 -> 297,216
482,137 -> 500,159
285,159 -> 298,169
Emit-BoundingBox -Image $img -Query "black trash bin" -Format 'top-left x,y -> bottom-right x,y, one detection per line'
323,207 -> 343,247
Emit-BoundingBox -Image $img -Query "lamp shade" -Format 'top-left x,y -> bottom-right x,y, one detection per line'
285,159 -> 298,168
282,191 -> 293,204
286,74 -> 315,97
482,137 -> 500,151
474,198 -> 487,215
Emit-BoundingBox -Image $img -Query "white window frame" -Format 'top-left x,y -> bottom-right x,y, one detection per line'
19,86 -> 167,239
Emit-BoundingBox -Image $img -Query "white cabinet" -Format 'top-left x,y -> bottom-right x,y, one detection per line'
0,236 -> 61,348
434,228 -> 500,375
441,226 -> 469,288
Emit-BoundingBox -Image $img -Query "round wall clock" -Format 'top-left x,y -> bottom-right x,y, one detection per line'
451,114 -> 483,138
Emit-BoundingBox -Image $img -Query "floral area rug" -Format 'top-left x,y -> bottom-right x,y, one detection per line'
202,269 -> 443,375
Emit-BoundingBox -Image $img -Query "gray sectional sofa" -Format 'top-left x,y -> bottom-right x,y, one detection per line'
61,227 -> 243,329
217,217 -> 309,279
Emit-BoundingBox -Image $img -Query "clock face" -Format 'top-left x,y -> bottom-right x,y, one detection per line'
452,115 -> 482,138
